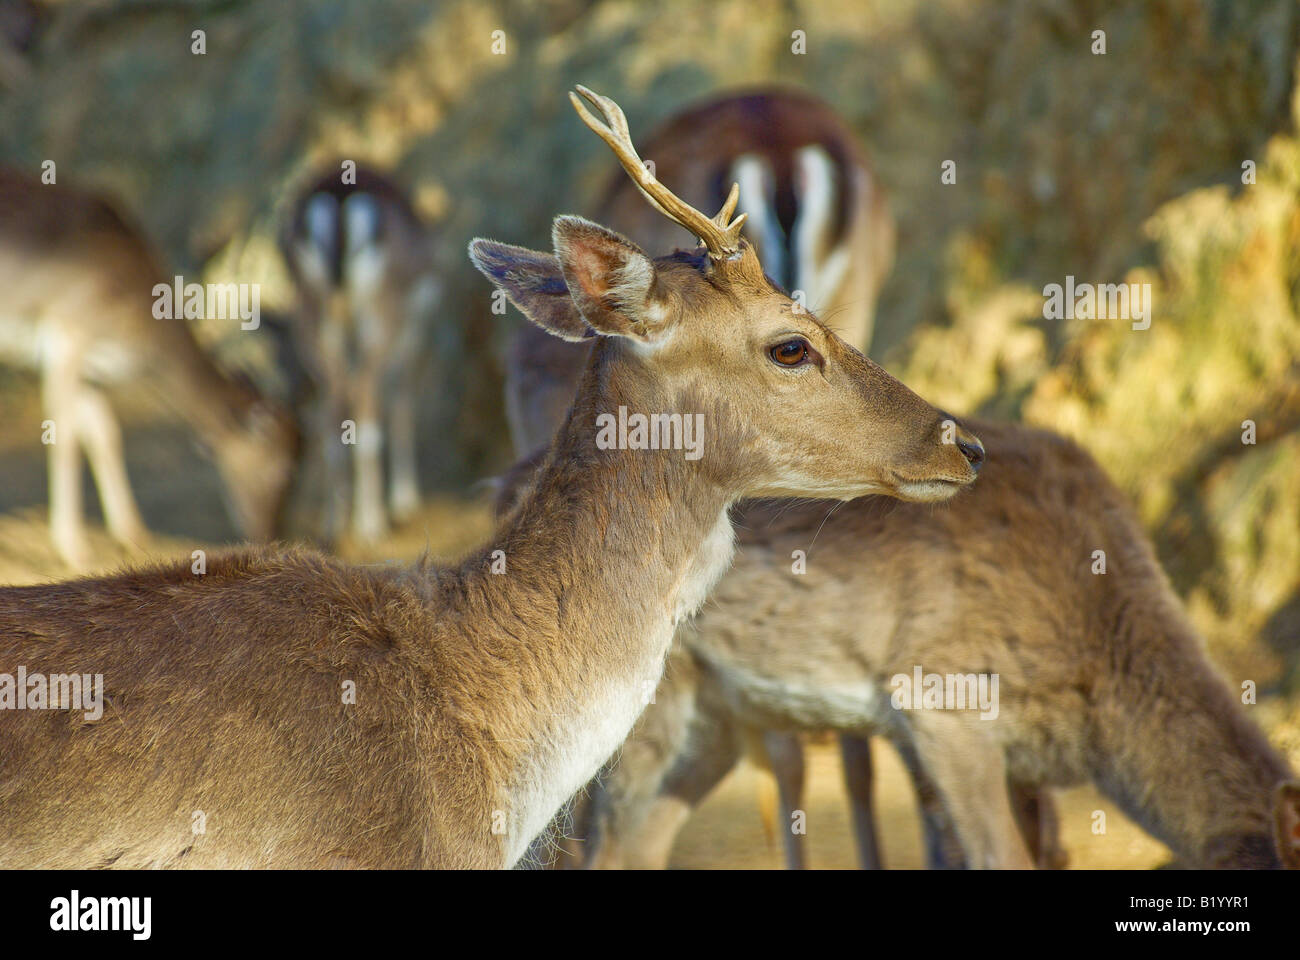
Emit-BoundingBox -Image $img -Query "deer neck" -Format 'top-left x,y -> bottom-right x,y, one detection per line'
1090,582 -> 1293,867
148,317 -> 262,449
448,342 -> 736,865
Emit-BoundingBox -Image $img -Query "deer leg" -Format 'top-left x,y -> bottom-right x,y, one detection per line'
350,370 -> 388,543
905,713 -> 1034,869
615,728 -> 743,869
1009,781 -> 1068,869
386,376 -> 420,523
313,300 -> 363,545
317,399 -> 350,546
889,730 -> 968,868
42,335 -> 92,569
75,385 -> 148,548
1032,788 -> 1068,869
839,733 -> 885,868
760,730 -> 807,869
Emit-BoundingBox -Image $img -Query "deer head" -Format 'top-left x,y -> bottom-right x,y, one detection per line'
472,86 -> 982,503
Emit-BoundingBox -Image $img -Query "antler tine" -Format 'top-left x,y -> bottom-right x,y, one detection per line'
568,87 -> 676,224
570,85 -> 746,260
714,182 -> 746,249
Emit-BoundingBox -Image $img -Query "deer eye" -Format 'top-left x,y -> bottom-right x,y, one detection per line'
770,339 -> 810,367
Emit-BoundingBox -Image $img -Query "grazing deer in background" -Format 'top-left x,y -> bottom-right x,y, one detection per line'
503,88 -> 909,869
0,168 -> 298,569
279,164 -> 439,544
506,419 -> 1300,869
0,86 -> 983,869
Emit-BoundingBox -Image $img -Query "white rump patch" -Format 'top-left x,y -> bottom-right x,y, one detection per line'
792,145 -> 850,309
731,153 -> 784,286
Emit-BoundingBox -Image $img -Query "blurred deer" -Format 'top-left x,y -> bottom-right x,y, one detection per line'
0,168 -> 297,568
279,165 -> 439,544
506,88 -> 895,459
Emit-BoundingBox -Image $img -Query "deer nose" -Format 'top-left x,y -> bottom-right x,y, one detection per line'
938,410 -> 985,474
957,435 -> 985,473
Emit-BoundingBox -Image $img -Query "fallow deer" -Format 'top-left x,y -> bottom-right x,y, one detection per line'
0,87 -> 982,869
279,164 -> 439,544
0,168 -> 298,569
509,419 -> 1300,869
502,88 -> 910,869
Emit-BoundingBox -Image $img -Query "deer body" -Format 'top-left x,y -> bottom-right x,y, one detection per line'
548,420 -> 1298,868
0,169 -> 297,568
280,166 -> 439,543
0,88 -> 981,869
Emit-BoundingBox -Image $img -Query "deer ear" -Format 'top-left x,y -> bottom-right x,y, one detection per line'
552,216 -> 667,341
1276,782 -> 1300,869
468,239 -> 594,342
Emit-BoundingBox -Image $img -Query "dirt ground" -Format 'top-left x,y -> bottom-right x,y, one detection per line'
671,738 -> 1170,869
0,376 -> 1291,870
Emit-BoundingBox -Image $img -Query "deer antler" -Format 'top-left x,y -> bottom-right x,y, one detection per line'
570,85 -> 747,261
